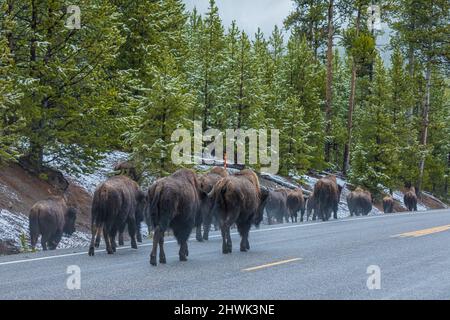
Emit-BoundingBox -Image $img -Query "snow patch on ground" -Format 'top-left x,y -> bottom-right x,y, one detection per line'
46,151 -> 129,194
0,209 -> 90,251
0,183 -> 20,202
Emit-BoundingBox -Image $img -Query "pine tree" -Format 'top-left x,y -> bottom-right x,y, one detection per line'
1,0 -> 125,174
191,0 -> 225,130
349,55 -> 398,192
0,24 -> 22,162
123,0 -> 194,176
281,35 -> 322,174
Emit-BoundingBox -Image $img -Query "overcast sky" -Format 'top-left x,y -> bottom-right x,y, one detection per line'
182,0 -> 392,63
183,0 -> 294,38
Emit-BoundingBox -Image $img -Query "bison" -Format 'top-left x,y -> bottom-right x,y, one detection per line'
403,187 -> 418,211
383,196 -> 394,213
146,169 -> 201,266
306,193 -> 317,221
88,175 -> 146,256
312,175 -> 342,221
265,189 -> 289,224
114,161 -> 140,182
29,196 -> 78,250
346,187 -> 372,216
286,188 -> 305,222
209,169 -> 269,254
196,167 -> 228,241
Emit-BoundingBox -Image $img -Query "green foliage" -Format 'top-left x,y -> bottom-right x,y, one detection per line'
0,0 -> 448,199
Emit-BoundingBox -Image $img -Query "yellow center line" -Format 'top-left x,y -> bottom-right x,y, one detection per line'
243,258 -> 302,272
392,224 -> 450,238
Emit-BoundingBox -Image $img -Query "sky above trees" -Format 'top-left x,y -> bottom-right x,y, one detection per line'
183,0 -> 294,38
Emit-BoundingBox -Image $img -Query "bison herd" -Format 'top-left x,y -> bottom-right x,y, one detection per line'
28,166 -> 420,265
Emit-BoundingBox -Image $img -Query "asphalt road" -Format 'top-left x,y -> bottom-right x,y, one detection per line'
1,209 -> 450,300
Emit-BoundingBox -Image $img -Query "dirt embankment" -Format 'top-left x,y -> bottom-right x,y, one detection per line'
0,162 -> 92,232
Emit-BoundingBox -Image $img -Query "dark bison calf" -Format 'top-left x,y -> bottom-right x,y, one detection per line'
88,175 -> 146,256
306,193 -> 317,221
403,187 -> 418,211
147,169 -> 201,266
210,169 -> 269,254
347,187 -> 372,216
383,196 -> 394,213
29,196 -> 77,250
196,167 -> 228,241
265,189 -> 288,224
286,188 -> 305,222
313,175 -> 342,221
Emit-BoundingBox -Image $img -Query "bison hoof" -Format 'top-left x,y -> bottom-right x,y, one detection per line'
107,249 -> 114,254
159,256 -> 166,264
150,255 -> 157,266
88,247 -> 95,256
179,255 -> 187,262
240,247 -> 247,252
131,242 -> 138,249
137,235 -> 143,243
203,234 -> 209,241
196,236 -> 204,242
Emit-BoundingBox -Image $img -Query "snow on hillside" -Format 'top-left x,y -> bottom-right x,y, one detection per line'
46,151 -> 129,195
0,209 -> 90,251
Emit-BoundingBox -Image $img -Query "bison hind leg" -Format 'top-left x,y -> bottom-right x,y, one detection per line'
237,221 -> 251,252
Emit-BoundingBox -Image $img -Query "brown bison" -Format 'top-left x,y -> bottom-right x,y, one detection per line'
286,188 -> 305,222
346,187 -> 372,216
403,187 -> 418,211
265,189 -> 289,224
29,196 -> 78,250
196,167 -> 228,241
114,161 -> 140,182
383,196 -> 394,213
306,193 -> 317,221
312,175 -> 342,221
209,169 -> 269,254
88,175 -> 146,256
146,169 -> 201,266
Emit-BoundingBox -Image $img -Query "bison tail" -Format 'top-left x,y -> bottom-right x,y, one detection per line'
148,184 -> 163,228
92,187 -> 116,228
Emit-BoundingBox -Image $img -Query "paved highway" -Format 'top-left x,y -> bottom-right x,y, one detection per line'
0,209 -> 449,299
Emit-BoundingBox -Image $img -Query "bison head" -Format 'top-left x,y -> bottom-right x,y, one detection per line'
63,207 -> 77,236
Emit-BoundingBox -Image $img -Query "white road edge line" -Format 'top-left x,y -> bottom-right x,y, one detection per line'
0,209 -> 446,266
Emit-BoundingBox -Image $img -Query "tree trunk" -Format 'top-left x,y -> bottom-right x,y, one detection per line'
417,64 -> 431,195
324,0 -> 334,163
343,7 -> 361,176
28,0 -> 44,170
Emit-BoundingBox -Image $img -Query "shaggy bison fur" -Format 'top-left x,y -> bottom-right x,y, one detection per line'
403,187 -> 418,211
286,188 -> 305,222
312,175 -> 342,221
146,169 -> 201,266
88,175 -> 146,256
306,193 -> 317,221
196,167 -> 228,241
346,187 -> 372,216
383,196 -> 394,213
265,189 -> 288,224
29,196 -> 78,250
209,169 -> 269,254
